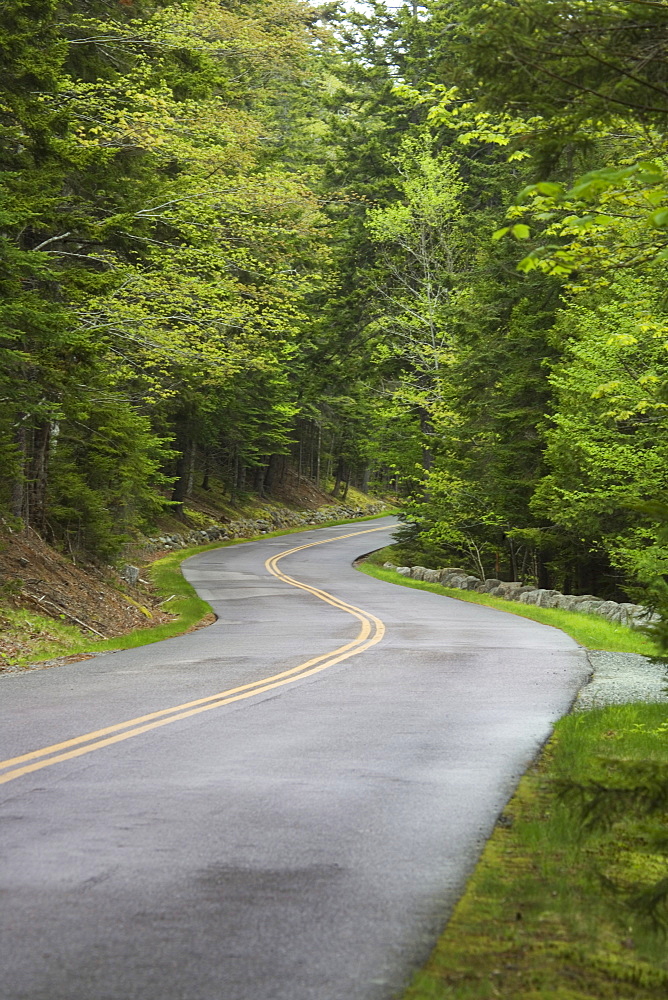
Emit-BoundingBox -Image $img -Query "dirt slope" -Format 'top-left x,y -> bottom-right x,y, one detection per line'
0,526 -> 174,650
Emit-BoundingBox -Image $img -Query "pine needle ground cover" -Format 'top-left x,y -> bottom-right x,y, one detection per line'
403,705 -> 668,1000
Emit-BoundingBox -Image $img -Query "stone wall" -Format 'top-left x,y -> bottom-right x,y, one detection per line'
119,502 -> 387,581
386,563 -> 658,628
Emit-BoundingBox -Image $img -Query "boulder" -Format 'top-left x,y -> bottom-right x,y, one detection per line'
409,566 -> 430,580
396,566 -> 411,576
552,594 -> 581,612
422,569 -> 442,584
594,600 -> 623,622
478,579 -> 502,594
492,581 -> 530,600
460,576 -> 482,590
620,604 -> 658,626
519,589 -> 561,607
578,599 -> 604,615
121,564 -> 140,585
543,590 -> 566,609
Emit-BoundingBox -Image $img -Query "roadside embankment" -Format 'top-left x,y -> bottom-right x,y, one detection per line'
354,548 -> 668,1000
403,703 -> 668,1000
390,561 -> 658,630
0,501 -> 391,673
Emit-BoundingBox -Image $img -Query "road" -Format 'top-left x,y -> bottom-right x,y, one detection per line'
0,517 -> 590,1000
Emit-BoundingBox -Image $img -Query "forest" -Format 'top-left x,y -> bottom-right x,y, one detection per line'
3,0 -> 668,614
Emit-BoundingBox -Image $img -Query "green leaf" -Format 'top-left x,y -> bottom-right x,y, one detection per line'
535,182 -> 563,198
511,223 -> 530,239
492,226 -> 510,241
648,208 -> 668,229
517,252 -> 540,273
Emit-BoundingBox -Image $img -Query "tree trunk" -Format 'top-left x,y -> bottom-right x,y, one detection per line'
28,420 -> 52,533
333,457 -> 349,500
201,448 -> 211,491
10,419 -> 28,520
171,437 -> 196,520
264,453 -> 280,493
254,461 -> 268,496
418,406 -> 433,474
315,423 -> 321,488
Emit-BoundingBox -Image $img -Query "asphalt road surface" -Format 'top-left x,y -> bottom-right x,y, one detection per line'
0,517 -> 590,1000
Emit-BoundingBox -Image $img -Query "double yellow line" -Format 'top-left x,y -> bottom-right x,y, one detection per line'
0,525 -> 388,787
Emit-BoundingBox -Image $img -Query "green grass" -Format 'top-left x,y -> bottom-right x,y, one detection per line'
358,549 -> 658,656
6,510 -> 394,667
404,703 -> 668,1000
364,543 -> 668,999
0,606 -> 93,668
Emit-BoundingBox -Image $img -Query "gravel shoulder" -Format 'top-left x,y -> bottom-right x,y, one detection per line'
576,650 -> 668,710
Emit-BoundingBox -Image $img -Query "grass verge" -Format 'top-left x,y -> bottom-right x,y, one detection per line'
358,546 -> 668,997
0,606 -> 94,668
5,510 -> 395,668
358,548 -> 657,656
404,704 -> 668,1000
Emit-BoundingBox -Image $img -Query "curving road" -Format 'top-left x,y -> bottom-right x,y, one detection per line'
0,517 -> 589,1000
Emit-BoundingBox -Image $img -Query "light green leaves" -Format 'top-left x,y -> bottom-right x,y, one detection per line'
648,208 -> 668,229
492,223 -> 530,241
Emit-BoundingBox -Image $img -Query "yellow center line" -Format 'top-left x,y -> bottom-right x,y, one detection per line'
0,525 -> 388,786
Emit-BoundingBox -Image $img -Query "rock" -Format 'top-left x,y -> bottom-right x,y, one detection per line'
382,562 -> 396,569
620,604 -> 655,626
519,589 -> 560,606
121,564 -> 140,585
540,590 -> 566,608
460,575 -> 482,590
549,594 -> 576,611
578,599 -> 604,615
594,600 -> 623,622
478,578 -> 502,593
396,567 -> 411,576
422,569 -> 442,583
492,581 -> 527,599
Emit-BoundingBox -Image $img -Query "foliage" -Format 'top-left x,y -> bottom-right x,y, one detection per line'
4,0 -> 668,623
